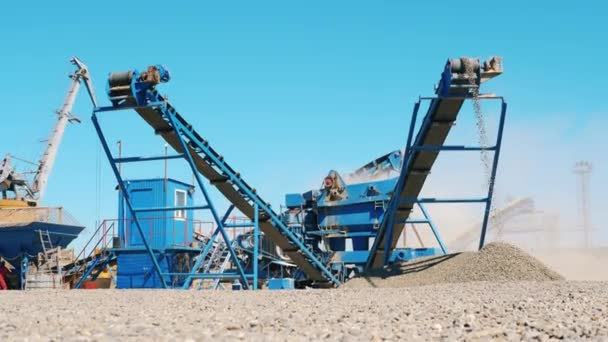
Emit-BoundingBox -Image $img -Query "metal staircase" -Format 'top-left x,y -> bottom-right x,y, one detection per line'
67,220 -> 117,288
194,239 -> 236,290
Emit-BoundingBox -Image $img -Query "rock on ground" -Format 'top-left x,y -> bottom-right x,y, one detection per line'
0,281 -> 607,341
346,242 -> 564,289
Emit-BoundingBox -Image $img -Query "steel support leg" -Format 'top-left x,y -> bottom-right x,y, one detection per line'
74,256 -> 101,289
382,200 -> 397,266
92,113 -> 168,288
404,101 -> 421,160
418,202 -> 448,254
478,101 -> 507,250
253,203 -> 259,290
371,101 -> 421,269
164,110 -> 250,289
182,205 -> 234,289
20,255 -> 28,290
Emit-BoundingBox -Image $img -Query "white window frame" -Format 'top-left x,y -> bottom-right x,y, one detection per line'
174,189 -> 187,220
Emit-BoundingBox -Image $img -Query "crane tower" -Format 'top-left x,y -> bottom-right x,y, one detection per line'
573,161 -> 592,247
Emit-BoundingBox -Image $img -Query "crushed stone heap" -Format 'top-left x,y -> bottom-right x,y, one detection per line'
346,242 -> 564,288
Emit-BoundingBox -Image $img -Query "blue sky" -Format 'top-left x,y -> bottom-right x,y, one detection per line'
0,1 -> 605,249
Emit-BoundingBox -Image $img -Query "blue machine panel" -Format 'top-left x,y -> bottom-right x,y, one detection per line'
315,178 -> 396,252
115,248 -> 198,289
118,178 -> 195,250
268,278 -> 295,290
285,193 -> 305,208
116,251 -> 169,289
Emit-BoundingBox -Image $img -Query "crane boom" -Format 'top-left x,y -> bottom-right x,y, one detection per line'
30,57 -> 98,203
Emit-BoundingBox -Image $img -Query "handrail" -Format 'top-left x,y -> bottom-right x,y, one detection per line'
65,221 -> 115,277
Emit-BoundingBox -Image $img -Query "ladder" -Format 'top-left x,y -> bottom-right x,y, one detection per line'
25,230 -> 63,289
38,230 -> 54,265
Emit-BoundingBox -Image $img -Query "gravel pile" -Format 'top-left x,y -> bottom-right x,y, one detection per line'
346,242 -> 564,288
0,281 -> 606,340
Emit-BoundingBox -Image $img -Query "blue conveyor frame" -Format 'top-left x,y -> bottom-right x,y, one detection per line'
90,85 -> 340,287
366,78 -> 507,269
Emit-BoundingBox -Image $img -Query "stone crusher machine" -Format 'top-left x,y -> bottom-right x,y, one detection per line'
85,56 -> 505,288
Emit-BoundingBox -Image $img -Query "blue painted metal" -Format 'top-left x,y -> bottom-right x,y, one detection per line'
115,251 -> 169,289
90,62 -> 335,288
404,101 -> 421,161
89,255 -> 113,282
74,254 -> 107,289
107,65 -> 170,106
377,102 -> 420,267
253,203 -> 259,290
365,57 -> 506,270
418,202 -> 447,254
131,205 -> 208,213
90,58 -> 506,287
411,145 -> 497,151
20,255 -> 28,290
390,248 -> 441,261
399,197 -> 489,204
185,273 -> 242,279
382,193 -> 398,266
114,154 -> 185,163
118,178 -> 195,249
196,204 -> 260,290
162,110 -> 251,289
350,150 -> 403,178
285,194 -> 305,208
91,114 -> 169,288
224,223 -> 257,228
268,278 -> 295,290
180,205 -> 234,289
0,223 -> 83,259
331,248 -> 440,264
98,66 -> 279,287
156,100 -> 340,285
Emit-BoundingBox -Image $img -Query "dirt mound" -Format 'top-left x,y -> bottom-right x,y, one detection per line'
345,242 -> 564,288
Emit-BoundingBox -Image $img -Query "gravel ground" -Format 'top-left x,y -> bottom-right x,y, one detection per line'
347,242 -> 564,288
0,281 -> 607,341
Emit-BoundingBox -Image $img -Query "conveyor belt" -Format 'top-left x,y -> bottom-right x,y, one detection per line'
367,57 -> 503,269
131,91 -> 339,284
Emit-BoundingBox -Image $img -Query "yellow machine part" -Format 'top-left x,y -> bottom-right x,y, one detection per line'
0,199 -> 31,208
96,262 -> 117,279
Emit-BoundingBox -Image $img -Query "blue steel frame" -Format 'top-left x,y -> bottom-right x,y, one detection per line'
93,68 -> 341,287
377,95 -> 507,266
182,204 -> 260,290
151,96 -> 341,286
74,253 -> 114,289
90,104 -> 257,289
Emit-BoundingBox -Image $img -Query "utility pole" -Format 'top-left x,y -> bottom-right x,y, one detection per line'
573,161 -> 592,248
164,143 -> 168,193
117,140 -> 123,176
